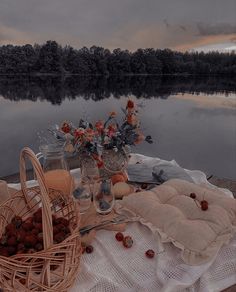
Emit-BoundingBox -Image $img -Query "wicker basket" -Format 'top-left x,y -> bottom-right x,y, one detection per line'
0,147 -> 81,291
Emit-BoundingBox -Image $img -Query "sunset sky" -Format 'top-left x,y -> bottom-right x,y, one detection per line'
0,0 -> 235,52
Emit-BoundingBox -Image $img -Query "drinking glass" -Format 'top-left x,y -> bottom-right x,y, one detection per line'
73,180 -> 92,214
93,179 -> 115,215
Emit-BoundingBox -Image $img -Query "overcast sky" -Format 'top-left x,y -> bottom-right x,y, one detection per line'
0,0 -> 235,52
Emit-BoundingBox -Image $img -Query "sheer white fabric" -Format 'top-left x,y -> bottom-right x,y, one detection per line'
9,154 -> 236,291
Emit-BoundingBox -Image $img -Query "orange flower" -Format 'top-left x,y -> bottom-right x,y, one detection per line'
126,100 -> 134,109
97,160 -> 104,168
74,128 -> 85,138
61,122 -> 71,134
127,113 -> 138,126
84,128 -> 95,142
134,133 -> 145,145
95,120 -> 104,132
109,111 -> 116,118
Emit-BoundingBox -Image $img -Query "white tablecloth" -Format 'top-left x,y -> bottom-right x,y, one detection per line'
9,154 -> 236,292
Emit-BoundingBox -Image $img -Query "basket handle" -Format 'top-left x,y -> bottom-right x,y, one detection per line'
20,147 -> 53,249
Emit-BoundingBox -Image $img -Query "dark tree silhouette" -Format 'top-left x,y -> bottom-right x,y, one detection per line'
0,41 -> 235,76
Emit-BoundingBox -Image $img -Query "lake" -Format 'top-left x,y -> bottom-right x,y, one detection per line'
0,76 -> 235,180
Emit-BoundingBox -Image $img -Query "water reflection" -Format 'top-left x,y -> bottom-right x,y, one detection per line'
0,75 -> 235,104
0,76 -> 235,181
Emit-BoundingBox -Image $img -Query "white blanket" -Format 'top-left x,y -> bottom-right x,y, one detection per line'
9,154 -> 236,292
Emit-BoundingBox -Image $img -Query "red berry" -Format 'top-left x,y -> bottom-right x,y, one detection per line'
22,222 -> 34,231
59,218 -> 69,227
24,216 -> 33,224
0,247 -> 9,257
145,249 -> 155,258
17,243 -> 25,251
7,246 -> 16,256
7,236 -> 17,246
190,193 -> 196,199
5,223 -> 15,233
11,216 -> 22,228
31,228 -> 40,235
35,243 -> 43,251
37,233 -> 43,243
24,235 -> 38,248
115,232 -> 124,242
54,232 -> 65,243
85,245 -> 93,254
201,200 -> 208,211
34,222 -> 42,232
141,183 -> 148,189
123,236 -> 133,248
16,229 -> 26,242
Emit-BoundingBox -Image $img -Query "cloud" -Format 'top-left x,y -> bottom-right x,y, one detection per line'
197,23 -> 236,36
0,23 -> 33,45
0,0 -> 235,51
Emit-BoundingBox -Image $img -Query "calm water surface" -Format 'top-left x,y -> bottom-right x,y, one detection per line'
0,77 -> 235,180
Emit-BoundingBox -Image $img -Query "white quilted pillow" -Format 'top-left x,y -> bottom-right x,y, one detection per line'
116,179 -> 236,265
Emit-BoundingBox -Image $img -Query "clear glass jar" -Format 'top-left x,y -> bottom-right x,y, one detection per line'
36,141 -> 74,196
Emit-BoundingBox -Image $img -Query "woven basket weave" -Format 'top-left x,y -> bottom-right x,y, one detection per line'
0,147 -> 81,291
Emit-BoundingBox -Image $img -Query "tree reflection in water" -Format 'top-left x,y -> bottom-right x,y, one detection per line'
0,75 -> 235,105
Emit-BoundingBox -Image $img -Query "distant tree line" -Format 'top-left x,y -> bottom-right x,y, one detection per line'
0,40 -> 235,76
0,75 -> 235,105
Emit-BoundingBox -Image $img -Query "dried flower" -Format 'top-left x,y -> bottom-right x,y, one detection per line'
127,100 -> 134,109
48,100 -> 153,163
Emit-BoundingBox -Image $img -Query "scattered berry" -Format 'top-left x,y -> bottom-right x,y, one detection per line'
115,232 -> 124,242
145,249 -> 155,258
190,193 -> 196,199
85,245 -> 94,254
201,200 -> 208,211
141,183 -> 148,189
123,236 -> 133,248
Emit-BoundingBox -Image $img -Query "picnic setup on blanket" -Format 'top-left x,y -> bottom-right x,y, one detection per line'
0,100 -> 235,292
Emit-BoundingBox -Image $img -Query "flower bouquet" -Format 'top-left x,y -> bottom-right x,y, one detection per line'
48,100 -> 153,177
